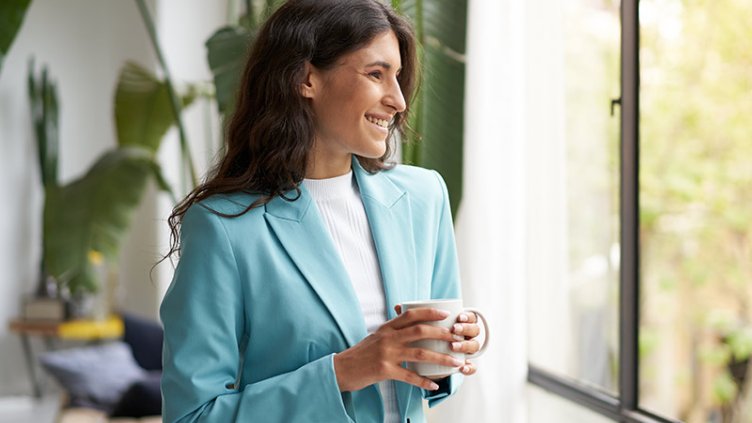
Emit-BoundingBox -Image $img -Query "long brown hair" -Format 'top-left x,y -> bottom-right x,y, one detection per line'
165,0 -> 418,259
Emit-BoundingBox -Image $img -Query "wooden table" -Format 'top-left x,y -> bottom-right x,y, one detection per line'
8,316 -> 124,397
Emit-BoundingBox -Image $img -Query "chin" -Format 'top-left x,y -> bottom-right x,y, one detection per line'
355,142 -> 388,160
360,149 -> 387,160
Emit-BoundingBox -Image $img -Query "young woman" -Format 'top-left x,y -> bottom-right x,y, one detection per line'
160,1 -> 483,422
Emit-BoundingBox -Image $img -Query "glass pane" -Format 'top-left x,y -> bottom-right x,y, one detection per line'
528,384 -> 614,423
526,0 -> 621,394
639,0 -> 752,421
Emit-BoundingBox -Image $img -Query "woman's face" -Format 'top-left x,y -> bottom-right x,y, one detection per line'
302,30 -> 406,175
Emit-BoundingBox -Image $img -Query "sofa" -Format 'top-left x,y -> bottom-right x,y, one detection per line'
40,313 -> 163,422
58,406 -> 161,423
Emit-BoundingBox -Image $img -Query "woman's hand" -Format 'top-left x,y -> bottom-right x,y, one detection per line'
450,311 -> 482,376
333,308 -> 463,392
393,306 -> 481,376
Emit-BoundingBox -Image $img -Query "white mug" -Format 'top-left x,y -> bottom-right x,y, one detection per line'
399,298 -> 490,379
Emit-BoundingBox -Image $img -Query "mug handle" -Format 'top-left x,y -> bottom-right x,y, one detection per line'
462,307 -> 490,359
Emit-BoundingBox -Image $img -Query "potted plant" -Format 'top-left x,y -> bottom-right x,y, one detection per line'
28,60 -> 195,318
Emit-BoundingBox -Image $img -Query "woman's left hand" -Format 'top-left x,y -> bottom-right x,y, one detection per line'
450,312 -> 481,376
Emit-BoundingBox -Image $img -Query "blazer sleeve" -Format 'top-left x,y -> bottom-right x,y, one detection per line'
421,170 -> 465,407
160,205 -> 353,423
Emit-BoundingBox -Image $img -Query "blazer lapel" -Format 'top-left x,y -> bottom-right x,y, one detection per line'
353,158 -> 418,314
353,158 -> 418,418
264,187 -> 367,348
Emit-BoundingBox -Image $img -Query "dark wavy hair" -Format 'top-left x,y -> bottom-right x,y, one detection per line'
165,0 -> 418,259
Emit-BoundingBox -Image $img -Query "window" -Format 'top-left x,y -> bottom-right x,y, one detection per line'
527,0 -> 751,421
526,0 -> 621,397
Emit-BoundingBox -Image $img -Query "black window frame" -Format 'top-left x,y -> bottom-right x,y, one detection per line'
526,1 -> 683,422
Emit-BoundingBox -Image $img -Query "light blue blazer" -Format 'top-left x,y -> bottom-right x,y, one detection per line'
160,157 -> 464,423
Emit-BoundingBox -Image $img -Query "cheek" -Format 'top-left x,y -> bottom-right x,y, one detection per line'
316,78 -> 377,128
339,80 -> 377,111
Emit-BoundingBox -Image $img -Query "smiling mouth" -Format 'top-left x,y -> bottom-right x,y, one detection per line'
366,115 -> 390,129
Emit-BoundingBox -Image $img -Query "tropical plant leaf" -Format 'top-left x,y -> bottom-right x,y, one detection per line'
28,61 -> 60,188
206,26 -> 252,115
114,61 -> 196,154
43,147 -> 157,294
207,0 -> 286,116
0,0 -> 32,73
260,0 -> 287,20
399,0 -> 467,216
148,160 -> 176,202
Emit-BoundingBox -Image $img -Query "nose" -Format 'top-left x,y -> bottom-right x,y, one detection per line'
384,78 -> 407,113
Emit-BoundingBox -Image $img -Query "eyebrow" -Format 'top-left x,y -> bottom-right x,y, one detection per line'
364,61 -> 402,73
365,60 -> 391,68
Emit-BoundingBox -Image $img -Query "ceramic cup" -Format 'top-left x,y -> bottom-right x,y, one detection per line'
399,298 -> 490,379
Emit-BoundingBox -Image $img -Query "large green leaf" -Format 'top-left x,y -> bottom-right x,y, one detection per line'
206,0 -> 286,116
399,0 -> 467,216
42,62 -> 193,294
206,26 -> 252,115
114,61 -> 196,154
43,147 -> 158,294
0,0 -> 32,73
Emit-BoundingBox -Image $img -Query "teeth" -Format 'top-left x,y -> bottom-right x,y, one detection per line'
366,115 -> 389,128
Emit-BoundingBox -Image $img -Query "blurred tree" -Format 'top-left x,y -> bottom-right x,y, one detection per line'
639,0 -> 752,421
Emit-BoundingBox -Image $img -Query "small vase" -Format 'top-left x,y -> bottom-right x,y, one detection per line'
34,271 -> 59,299
67,292 -> 95,320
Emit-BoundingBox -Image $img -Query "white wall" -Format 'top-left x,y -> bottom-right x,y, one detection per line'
0,0 -> 226,396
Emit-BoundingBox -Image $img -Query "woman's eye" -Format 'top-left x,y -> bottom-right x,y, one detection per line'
368,71 -> 382,80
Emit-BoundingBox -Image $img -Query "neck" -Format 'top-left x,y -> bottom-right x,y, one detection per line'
306,152 -> 352,179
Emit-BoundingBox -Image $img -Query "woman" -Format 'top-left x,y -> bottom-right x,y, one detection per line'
160,1 -> 483,422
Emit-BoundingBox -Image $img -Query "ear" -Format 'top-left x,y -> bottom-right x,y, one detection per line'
300,61 -> 317,99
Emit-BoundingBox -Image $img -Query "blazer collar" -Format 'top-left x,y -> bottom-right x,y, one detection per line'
263,156 -> 404,221
351,156 -> 404,209
263,156 -> 417,347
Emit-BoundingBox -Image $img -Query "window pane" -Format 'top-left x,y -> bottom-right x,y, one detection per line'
639,0 -> 752,421
526,0 -> 621,394
528,384 -> 613,423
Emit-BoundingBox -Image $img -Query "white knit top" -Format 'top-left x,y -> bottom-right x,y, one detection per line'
302,171 -> 400,423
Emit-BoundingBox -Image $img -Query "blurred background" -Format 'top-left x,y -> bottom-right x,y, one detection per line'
0,0 -> 750,422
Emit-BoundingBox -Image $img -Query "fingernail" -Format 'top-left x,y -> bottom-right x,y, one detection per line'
429,382 -> 440,390
437,309 -> 450,318
462,365 -> 470,373
453,334 -> 464,341
452,358 -> 464,366
453,324 -> 463,334
451,342 -> 462,351
459,313 -> 469,322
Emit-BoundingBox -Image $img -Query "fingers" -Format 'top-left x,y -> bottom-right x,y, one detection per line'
459,360 -> 477,376
402,347 -> 464,368
452,322 -> 480,338
398,324 -> 456,343
457,312 -> 477,324
389,308 -> 450,330
389,359 -> 478,392
392,367 -> 442,391
450,339 -> 480,354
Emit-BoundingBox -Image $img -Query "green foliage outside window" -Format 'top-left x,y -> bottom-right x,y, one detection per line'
640,0 -> 752,421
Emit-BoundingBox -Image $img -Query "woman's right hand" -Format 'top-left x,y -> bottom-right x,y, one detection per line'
333,307 -> 463,392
